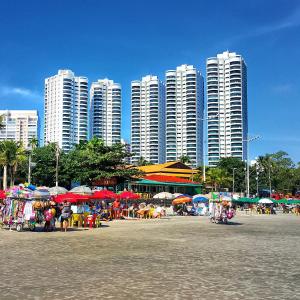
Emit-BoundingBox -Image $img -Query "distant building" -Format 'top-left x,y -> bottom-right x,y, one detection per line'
206,51 -> 248,166
121,138 -> 131,164
44,69 -> 88,151
0,110 -> 39,148
90,79 -> 121,145
131,75 -> 165,165
165,65 -> 204,167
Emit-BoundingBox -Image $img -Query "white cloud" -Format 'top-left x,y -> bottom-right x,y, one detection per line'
271,83 -> 294,94
227,7 -> 300,44
0,85 -> 42,100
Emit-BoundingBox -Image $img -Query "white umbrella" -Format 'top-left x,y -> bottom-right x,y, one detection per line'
232,194 -> 240,200
153,192 -> 174,200
258,198 -> 273,204
173,193 -> 183,198
70,185 -> 92,195
48,186 -> 68,195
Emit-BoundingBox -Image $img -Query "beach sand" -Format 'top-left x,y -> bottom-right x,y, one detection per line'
0,214 -> 299,299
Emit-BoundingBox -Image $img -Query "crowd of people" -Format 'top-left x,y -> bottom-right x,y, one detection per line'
38,199 -> 168,232
2,189 -> 299,233
236,203 -> 300,215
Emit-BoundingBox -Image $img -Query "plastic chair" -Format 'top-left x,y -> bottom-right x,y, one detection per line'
85,214 -> 97,229
95,215 -> 102,227
71,214 -> 82,227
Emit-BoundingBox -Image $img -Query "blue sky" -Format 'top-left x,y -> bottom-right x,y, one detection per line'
0,0 -> 299,163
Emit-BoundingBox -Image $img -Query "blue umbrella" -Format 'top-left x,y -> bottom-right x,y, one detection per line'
192,195 -> 209,203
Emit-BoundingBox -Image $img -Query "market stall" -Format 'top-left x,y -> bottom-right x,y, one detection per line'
0,185 -> 51,231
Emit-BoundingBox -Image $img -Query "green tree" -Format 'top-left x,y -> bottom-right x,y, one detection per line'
206,167 -> 231,191
256,151 -> 295,194
60,138 -> 140,186
179,155 -> 191,165
137,156 -> 151,166
216,157 -> 246,192
30,143 -> 59,187
29,137 -> 39,149
0,115 -> 5,130
0,140 -> 26,189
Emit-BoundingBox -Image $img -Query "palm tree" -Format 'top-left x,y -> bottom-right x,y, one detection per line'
206,168 -> 231,191
179,155 -> 191,165
29,137 -> 39,149
0,140 -> 26,189
27,137 -> 39,185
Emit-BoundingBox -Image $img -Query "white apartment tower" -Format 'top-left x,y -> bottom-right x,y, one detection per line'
0,110 -> 39,148
44,70 -> 88,151
131,75 -> 165,165
206,51 -> 248,166
165,65 -> 204,167
90,79 -> 121,145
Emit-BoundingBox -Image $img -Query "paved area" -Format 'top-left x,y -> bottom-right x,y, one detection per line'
0,214 -> 299,300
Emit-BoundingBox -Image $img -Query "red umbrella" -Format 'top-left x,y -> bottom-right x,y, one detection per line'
119,191 -> 140,200
0,190 -> 6,199
54,193 -> 90,204
90,190 -> 117,200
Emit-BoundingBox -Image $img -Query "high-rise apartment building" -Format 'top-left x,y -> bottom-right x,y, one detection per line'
131,75 -> 165,165
206,51 -> 248,166
90,79 -> 121,145
0,110 -> 39,148
44,70 -> 88,151
165,65 -> 204,167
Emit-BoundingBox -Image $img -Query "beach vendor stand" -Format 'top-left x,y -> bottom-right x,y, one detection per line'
1,185 -> 51,231
209,194 -> 235,224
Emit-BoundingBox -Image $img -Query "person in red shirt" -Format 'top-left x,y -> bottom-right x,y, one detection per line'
112,199 -> 121,219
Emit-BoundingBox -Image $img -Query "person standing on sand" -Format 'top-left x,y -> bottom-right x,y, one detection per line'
112,199 -> 121,219
60,201 -> 71,232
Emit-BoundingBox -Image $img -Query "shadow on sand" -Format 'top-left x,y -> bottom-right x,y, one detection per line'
225,221 -> 243,226
1,224 -> 110,233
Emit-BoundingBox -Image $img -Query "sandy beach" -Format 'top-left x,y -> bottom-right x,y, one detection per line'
0,214 -> 299,300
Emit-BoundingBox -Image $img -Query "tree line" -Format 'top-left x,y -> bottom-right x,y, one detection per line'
195,152 -> 300,195
0,132 -> 299,195
0,137 -> 140,189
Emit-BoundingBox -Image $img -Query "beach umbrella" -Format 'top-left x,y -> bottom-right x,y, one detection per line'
70,185 -> 92,195
54,193 -> 90,204
172,195 -> 192,205
276,198 -> 288,204
258,198 -> 273,204
233,197 -> 258,203
119,191 -> 140,200
173,193 -> 183,198
288,199 -> 300,205
26,184 -> 36,191
153,192 -> 174,200
192,194 -> 209,203
119,191 -> 140,218
48,186 -> 68,195
0,190 -> 6,199
90,190 -> 117,200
